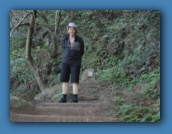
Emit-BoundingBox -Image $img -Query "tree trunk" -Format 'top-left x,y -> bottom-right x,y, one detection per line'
49,10 -> 61,58
68,10 -> 74,23
49,32 -> 57,58
26,11 -> 46,92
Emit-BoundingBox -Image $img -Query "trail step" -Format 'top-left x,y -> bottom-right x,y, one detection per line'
10,100 -> 115,122
10,114 -> 116,122
33,101 -> 109,108
13,106 -> 96,116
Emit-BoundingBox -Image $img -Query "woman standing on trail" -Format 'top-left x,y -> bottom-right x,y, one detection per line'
58,22 -> 84,103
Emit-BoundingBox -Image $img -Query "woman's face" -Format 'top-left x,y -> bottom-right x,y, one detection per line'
68,27 -> 76,36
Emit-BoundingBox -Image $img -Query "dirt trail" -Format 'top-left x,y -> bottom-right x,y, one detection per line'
10,81 -> 117,122
10,101 -> 116,122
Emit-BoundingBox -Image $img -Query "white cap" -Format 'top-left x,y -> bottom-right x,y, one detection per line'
68,22 -> 77,28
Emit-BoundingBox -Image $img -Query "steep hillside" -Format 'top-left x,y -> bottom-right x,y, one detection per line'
10,10 -> 160,122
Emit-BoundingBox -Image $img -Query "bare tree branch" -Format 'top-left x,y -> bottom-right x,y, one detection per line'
138,10 -> 150,25
55,10 -> 61,35
10,11 -> 18,29
37,11 -> 53,33
55,10 -> 58,33
10,11 -> 15,17
10,11 -> 18,22
38,11 -> 49,24
10,12 -> 32,37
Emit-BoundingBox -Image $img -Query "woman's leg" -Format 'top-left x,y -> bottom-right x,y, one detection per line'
59,63 -> 70,103
72,83 -> 79,102
71,82 -> 78,102
57,82 -> 68,102
71,65 -> 81,102
62,82 -> 69,94
72,82 -> 78,94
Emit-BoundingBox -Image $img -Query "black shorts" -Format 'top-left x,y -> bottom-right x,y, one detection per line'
60,62 -> 81,84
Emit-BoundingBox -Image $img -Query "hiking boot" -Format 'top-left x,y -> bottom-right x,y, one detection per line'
70,99 -> 78,103
58,98 -> 66,103
70,94 -> 78,103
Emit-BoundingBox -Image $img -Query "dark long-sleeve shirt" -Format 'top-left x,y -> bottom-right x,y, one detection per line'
62,35 -> 84,65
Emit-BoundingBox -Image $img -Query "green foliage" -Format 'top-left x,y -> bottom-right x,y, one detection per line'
11,84 -> 28,96
10,58 -> 34,83
115,104 -> 160,122
140,68 -> 160,82
96,67 -> 126,84
10,36 -> 26,48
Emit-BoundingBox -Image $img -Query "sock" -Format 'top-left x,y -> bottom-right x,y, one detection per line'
73,94 -> 78,100
63,94 -> 66,100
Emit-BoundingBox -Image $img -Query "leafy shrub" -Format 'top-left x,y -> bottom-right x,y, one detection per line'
116,104 -> 160,122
